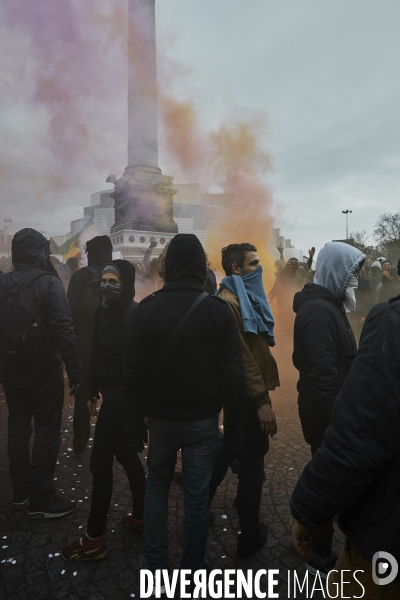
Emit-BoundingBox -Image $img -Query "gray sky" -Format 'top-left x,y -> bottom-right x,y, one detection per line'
1,0 -> 399,256
157,0 -> 400,254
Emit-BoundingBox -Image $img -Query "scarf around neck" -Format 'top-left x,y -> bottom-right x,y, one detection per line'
217,265 -> 276,346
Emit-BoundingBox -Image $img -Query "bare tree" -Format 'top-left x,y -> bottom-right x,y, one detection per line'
374,213 -> 400,263
349,230 -> 376,259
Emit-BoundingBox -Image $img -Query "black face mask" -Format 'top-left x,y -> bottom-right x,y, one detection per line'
100,283 -> 122,308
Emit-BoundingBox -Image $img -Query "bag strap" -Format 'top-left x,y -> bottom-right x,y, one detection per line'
154,291 -> 208,370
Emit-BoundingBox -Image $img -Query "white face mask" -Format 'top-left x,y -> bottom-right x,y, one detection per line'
343,276 -> 358,313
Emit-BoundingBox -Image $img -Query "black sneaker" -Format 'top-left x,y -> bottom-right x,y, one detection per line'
306,555 -> 338,580
28,496 -> 76,519
12,490 -> 29,511
236,522 -> 268,559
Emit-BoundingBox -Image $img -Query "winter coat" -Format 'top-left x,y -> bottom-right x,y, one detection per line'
217,287 -> 280,406
293,284 -> 357,418
124,234 -> 247,425
378,276 -> 400,304
1,229 -> 80,388
88,259 -> 136,397
290,296 -> 400,566
67,236 -> 112,367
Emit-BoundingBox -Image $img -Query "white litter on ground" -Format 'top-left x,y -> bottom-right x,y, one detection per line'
221,515 -> 227,519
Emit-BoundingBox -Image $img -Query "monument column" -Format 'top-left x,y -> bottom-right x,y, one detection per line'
127,0 -> 160,173
109,0 -> 178,255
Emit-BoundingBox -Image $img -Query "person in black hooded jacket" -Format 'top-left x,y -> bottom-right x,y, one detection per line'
67,235 -> 113,456
0,229 -> 80,518
124,234 -> 246,576
292,241 -> 365,578
61,259 -> 146,562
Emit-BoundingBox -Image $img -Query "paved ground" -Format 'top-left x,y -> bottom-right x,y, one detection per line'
0,345 -> 345,600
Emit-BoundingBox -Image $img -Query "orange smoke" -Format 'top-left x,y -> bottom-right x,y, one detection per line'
159,94 -> 277,290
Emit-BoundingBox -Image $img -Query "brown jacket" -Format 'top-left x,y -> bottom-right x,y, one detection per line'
219,287 -> 280,407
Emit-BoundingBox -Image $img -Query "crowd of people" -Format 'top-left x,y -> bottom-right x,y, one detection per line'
0,228 -> 399,599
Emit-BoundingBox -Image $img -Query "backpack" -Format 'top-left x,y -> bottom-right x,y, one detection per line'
0,270 -> 49,360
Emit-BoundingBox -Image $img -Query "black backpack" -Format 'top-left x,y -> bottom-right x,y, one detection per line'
0,270 -> 49,360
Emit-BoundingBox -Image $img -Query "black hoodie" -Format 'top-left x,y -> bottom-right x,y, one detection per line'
67,235 -> 113,362
293,283 -> 357,417
124,234 -> 247,423
1,229 -> 80,387
88,260 -> 136,396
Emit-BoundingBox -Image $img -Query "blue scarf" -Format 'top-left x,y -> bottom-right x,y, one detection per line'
216,265 -> 276,346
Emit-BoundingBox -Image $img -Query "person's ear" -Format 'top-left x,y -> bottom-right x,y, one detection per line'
231,263 -> 240,275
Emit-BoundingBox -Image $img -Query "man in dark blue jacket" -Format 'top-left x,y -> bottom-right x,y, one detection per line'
290,297 -> 400,598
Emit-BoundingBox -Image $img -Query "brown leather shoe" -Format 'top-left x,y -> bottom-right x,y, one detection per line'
121,514 -> 144,532
61,534 -> 107,561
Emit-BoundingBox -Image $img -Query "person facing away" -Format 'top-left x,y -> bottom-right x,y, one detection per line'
61,260 -> 146,561
67,235 -> 113,456
0,228 -> 80,518
290,293 -> 400,599
209,243 -> 280,559
124,233 -> 246,577
292,241 -> 366,578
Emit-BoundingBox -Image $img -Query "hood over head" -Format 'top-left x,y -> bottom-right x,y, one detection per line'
101,259 -> 135,310
12,228 -> 51,270
371,260 -> 382,270
314,242 -> 365,298
86,235 -> 113,266
165,234 -> 206,284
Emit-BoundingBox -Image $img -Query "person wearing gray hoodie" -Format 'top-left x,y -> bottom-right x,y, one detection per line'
292,241 -> 365,578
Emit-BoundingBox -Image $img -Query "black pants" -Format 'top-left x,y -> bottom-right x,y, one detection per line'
299,405 -> 334,559
5,377 -> 64,505
73,365 -> 91,451
209,401 -> 269,539
87,391 -> 146,538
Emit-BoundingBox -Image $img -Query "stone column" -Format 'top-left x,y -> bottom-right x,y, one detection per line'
109,0 -> 178,241
127,0 -> 160,173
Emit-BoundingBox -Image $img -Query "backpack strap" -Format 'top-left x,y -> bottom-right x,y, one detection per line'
153,291 -> 208,371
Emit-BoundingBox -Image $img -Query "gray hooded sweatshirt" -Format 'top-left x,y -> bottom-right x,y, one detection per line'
314,242 -> 366,298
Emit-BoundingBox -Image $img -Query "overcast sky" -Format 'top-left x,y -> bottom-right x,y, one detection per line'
1,0 -> 399,255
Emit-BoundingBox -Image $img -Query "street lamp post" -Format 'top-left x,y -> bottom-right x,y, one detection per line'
3,219 -> 12,257
342,210 -> 352,241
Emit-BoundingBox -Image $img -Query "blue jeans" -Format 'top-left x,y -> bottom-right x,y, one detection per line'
145,416 -> 218,571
